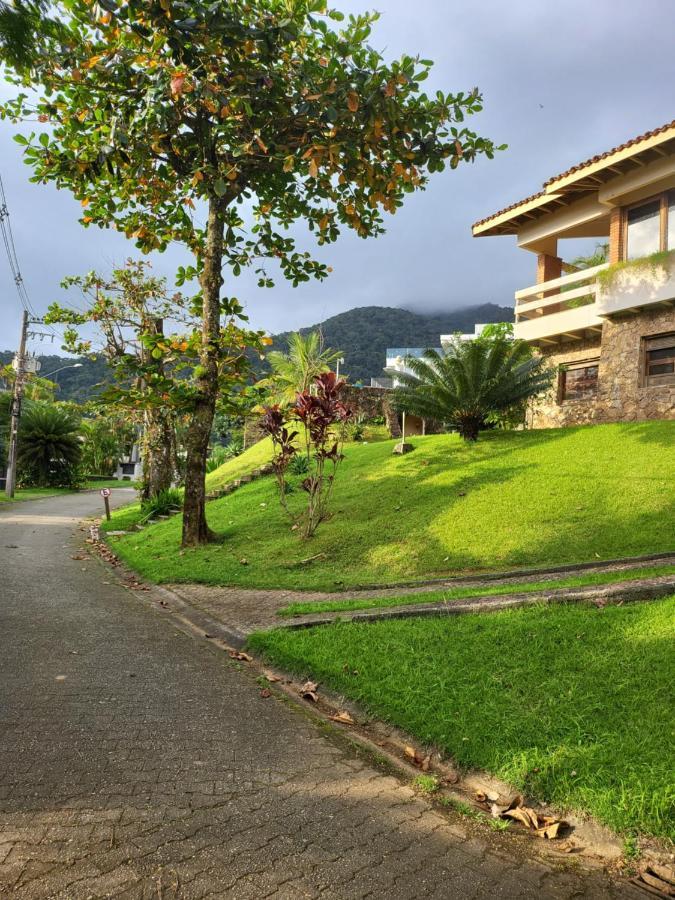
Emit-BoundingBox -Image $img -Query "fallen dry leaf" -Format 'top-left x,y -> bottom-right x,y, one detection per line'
263,670 -> 282,683
637,870 -> 675,896
329,711 -> 355,725
228,650 -> 253,662
259,688 -> 272,699
403,745 -> 429,768
300,681 -> 319,702
497,796 -> 566,839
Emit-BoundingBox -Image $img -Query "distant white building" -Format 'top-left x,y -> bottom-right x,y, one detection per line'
381,324 -> 506,386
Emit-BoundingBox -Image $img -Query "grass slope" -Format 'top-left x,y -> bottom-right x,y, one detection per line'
250,597 -> 675,839
106,421 -> 675,591
205,438 -> 275,491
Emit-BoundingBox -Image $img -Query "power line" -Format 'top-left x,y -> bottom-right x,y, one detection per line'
0,170 -> 39,318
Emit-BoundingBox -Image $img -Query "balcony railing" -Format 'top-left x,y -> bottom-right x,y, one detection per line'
514,263 -> 608,342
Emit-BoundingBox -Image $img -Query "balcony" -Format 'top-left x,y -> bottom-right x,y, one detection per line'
596,251 -> 675,316
514,264 -> 607,344
514,254 -> 675,344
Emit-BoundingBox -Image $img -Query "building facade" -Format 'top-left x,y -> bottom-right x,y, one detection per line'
473,121 -> 675,428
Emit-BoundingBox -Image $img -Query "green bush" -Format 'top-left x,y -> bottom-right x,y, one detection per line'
140,487 -> 183,518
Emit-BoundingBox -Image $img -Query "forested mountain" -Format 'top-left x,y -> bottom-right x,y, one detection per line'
263,303 -> 513,383
1,302 -> 513,399
0,351 -> 111,403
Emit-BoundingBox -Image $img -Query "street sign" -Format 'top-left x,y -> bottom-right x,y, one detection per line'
100,487 -> 111,521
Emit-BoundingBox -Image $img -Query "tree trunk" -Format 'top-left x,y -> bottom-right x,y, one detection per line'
140,408 -> 175,502
458,415 -> 483,441
139,318 -> 176,502
182,196 -> 226,546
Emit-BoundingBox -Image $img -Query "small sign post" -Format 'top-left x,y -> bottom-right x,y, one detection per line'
100,487 -> 111,521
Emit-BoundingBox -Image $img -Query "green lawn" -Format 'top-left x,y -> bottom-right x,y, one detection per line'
249,597 -> 675,839
0,480 -> 137,503
104,421 -> 675,590
278,563 -> 675,617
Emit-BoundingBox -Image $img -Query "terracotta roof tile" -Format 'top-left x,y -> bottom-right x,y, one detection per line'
472,190 -> 546,230
543,119 -> 675,187
472,119 -> 675,232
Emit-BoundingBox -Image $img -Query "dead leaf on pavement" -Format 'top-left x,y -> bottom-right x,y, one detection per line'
635,864 -> 675,897
300,681 -> 319,702
228,650 -> 253,662
329,711 -> 355,725
259,688 -> 272,699
263,670 -> 282,683
403,745 -> 429,768
496,796 -> 566,839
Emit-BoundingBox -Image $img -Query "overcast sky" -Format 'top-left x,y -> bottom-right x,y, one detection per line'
1,0 -> 674,352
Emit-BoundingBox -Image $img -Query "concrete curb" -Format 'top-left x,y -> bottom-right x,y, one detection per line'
275,576 -> 675,631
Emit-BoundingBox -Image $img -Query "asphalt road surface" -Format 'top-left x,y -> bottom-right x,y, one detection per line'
0,491 -> 643,899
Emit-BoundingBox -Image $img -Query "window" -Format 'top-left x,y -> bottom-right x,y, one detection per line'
624,191 -> 675,260
560,363 -> 599,401
644,334 -> 675,386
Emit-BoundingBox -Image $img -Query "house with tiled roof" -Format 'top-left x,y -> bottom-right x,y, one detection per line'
473,121 -> 675,427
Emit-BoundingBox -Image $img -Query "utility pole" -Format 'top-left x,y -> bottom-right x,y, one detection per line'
5,310 -> 29,498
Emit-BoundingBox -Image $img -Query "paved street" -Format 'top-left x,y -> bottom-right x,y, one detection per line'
0,492 -> 641,899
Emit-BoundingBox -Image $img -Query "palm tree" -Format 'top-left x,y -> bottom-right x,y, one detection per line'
391,336 -> 553,441
260,331 -> 344,406
17,403 -> 82,486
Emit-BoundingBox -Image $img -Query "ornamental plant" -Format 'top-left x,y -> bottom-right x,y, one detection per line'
392,335 -> 553,441
2,0 -> 500,544
261,371 -> 352,537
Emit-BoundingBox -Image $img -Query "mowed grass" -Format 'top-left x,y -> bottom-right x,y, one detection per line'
105,421 -> 675,591
0,481 -> 138,503
249,597 -> 675,838
278,563 -> 675,617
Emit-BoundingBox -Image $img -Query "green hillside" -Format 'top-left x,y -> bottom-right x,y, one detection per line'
105,421 -> 675,591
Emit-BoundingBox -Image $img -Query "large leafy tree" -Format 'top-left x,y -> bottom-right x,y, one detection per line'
392,336 -> 553,441
2,0 -> 500,544
48,260 -> 197,501
260,330 -> 343,405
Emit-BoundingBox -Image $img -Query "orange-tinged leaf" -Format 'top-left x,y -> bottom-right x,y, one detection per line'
170,73 -> 186,97
329,711 -> 355,725
308,158 -> 319,178
347,91 -> 359,112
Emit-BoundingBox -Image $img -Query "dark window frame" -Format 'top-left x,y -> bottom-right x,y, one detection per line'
643,333 -> 675,387
559,360 -> 600,403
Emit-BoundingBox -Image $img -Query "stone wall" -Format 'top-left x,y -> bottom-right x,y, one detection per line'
530,306 -> 675,428
341,385 -> 402,437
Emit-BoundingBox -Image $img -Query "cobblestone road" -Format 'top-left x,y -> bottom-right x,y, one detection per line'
0,492 -> 643,899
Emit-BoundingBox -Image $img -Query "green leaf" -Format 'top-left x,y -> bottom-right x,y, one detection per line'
13,133 -> 29,145
213,177 -> 227,197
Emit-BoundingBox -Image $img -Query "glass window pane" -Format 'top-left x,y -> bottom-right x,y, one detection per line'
648,363 -> 674,375
647,346 -> 675,362
668,193 -> 675,251
626,200 -> 661,259
563,365 -> 598,400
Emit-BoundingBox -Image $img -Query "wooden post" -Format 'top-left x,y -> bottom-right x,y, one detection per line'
101,488 -> 111,521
